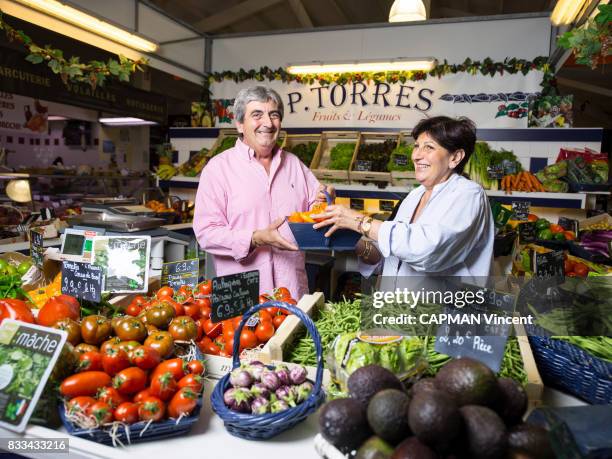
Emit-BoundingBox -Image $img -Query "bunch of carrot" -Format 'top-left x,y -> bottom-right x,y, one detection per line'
501,171 -> 545,193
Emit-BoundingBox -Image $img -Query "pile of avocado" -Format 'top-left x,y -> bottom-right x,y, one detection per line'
318,358 -> 555,459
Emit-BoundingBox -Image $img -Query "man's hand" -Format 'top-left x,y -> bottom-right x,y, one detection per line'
315,185 -> 336,204
252,218 -> 298,251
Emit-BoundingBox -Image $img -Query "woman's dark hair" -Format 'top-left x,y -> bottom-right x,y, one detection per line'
411,116 -> 476,174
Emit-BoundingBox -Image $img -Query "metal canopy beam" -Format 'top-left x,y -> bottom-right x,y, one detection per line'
288,0 -> 313,27
192,0 -> 284,32
556,77 -> 612,98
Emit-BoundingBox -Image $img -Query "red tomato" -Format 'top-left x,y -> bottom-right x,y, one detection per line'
102,345 -> 130,376
259,294 -> 272,304
165,298 -> 185,317
239,329 -> 258,349
0,299 -> 35,325
89,401 -> 113,424
283,298 -> 297,306
258,310 -> 272,322
125,303 -> 142,317
133,388 -> 152,403
231,316 -> 244,330
549,224 -> 564,234
114,402 -> 139,424
96,386 -> 128,409
198,280 -> 212,296
564,230 -> 576,241
77,351 -> 103,372
60,371 -> 111,398
255,321 -> 275,343
264,306 -> 280,316
187,360 -> 204,376
273,314 -> 286,329
138,396 -> 165,422
153,358 -> 187,381
130,345 -> 161,370
113,367 -> 147,395
183,302 -> 201,319
150,371 -> 178,401
167,388 -> 198,419
157,286 -> 174,299
527,213 -> 538,222
574,263 -> 589,277
564,259 -> 574,274
202,318 -> 221,339
203,340 -> 221,356
274,287 -> 292,301
133,295 -> 147,306
37,295 -> 80,327
66,396 -> 96,415
177,374 -> 203,392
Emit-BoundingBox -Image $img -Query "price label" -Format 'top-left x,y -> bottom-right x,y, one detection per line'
518,221 -> 537,244
487,165 -> 505,180
379,200 -> 396,212
61,261 -> 104,302
558,217 -> 579,238
350,198 -> 365,211
434,307 -> 510,373
393,155 -> 408,167
502,159 -> 518,175
534,249 -> 565,287
354,160 -> 373,172
512,201 -> 530,221
29,229 -> 44,268
211,270 -> 260,323
161,259 -> 199,291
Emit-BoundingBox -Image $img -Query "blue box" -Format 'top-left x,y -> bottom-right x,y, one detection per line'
289,223 -> 361,251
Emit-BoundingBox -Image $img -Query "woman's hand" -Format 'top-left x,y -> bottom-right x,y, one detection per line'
312,204 -> 363,237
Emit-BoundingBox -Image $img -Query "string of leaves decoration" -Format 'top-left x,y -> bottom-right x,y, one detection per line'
557,4 -> 611,70
0,9 -> 148,89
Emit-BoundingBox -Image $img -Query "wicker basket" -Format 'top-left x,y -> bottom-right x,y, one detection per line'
528,336 -> 612,404
210,301 -> 326,440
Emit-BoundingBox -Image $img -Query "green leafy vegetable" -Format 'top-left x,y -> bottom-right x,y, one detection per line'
328,143 -> 355,170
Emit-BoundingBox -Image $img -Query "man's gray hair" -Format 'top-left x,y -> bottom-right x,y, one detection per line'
233,86 -> 284,123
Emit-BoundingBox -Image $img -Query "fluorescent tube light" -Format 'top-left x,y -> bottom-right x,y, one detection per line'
287,58 -> 435,74
550,0 -> 588,25
14,0 -> 158,52
99,117 -> 157,126
48,115 -> 68,121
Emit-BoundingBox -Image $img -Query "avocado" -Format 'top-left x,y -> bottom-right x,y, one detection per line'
408,377 -> 437,398
319,398 -> 371,453
507,423 -> 555,459
459,405 -> 507,459
494,378 -> 528,426
367,389 -> 411,445
408,388 -> 462,448
435,357 -> 499,407
348,365 -> 403,408
391,437 -> 437,459
356,436 -> 394,459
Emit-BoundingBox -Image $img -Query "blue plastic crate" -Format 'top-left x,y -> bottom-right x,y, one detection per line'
289,222 -> 361,251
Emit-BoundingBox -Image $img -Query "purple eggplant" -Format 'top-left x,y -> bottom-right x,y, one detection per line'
289,365 -> 307,385
229,387 -> 253,413
223,387 -> 237,407
246,361 -> 266,381
275,385 -> 297,407
251,396 -> 270,415
230,369 -> 253,388
276,368 -> 290,386
296,381 -> 313,403
250,382 -> 271,399
261,369 -> 281,391
270,399 -> 289,414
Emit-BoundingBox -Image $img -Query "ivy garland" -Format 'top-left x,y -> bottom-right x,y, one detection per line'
0,10 -> 147,89
202,56 -> 553,103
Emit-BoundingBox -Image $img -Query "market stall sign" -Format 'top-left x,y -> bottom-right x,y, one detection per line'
350,198 -> 365,211
354,160 -> 373,172
210,270 -> 260,323
534,249 -> 565,287
91,236 -> 151,293
61,261 -> 103,303
0,319 -> 67,433
487,164 -> 505,180
29,229 -> 44,268
512,201 -> 530,221
0,47 -> 166,124
434,308 -> 510,373
518,222 -> 537,244
558,217 -> 579,238
161,259 -> 199,291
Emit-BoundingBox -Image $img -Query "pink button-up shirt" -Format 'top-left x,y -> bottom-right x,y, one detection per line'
193,138 -> 321,299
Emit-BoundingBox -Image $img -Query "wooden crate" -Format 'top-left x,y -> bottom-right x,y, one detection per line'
514,321 -> 544,412
391,131 -> 416,186
281,133 -> 321,168
310,131 -> 359,182
349,132 -> 398,185
203,292 -> 325,379
208,128 -> 239,158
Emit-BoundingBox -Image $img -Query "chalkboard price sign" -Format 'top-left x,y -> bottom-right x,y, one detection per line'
512,201 -> 531,221
487,165 -> 504,180
393,155 -> 408,167
518,221 -> 537,244
355,160 -> 373,172
161,259 -> 199,291
211,270 -> 260,323
534,249 -> 564,287
558,217 -> 579,237
350,198 -> 365,211
379,200 -> 396,212
29,229 -> 44,268
61,261 -> 104,302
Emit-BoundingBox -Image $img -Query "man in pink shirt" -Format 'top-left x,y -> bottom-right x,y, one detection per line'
193,86 -> 333,299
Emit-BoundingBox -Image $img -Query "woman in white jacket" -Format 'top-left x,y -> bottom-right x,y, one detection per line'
314,116 -> 494,278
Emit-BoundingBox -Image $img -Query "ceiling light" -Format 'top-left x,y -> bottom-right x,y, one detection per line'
99,117 -> 157,126
287,58 -> 435,74
6,180 -> 32,203
14,0 -> 158,52
48,115 -> 68,121
550,0 -> 587,25
389,0 -> 427,22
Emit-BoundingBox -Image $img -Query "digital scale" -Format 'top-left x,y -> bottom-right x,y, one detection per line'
60,228 -> 104,263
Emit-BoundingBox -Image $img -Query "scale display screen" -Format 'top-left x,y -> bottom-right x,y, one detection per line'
62,233 -> 85,256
